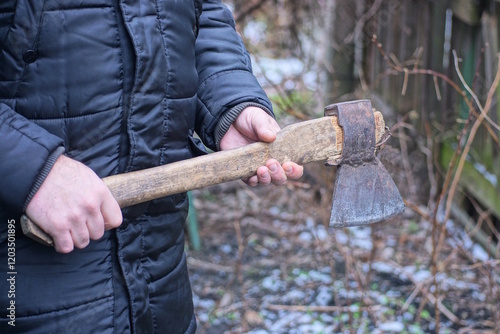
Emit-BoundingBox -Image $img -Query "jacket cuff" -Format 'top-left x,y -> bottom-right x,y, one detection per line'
214,102 -> 274,150
23,146 -> 65,211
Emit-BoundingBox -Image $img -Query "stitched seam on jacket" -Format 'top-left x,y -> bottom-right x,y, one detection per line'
153,0 -> 171,170
42,5 -> 112,12
110,4 -> 127,176
119,4 -> 142,173
23,106 -> 121,121
140,215 -> 156,332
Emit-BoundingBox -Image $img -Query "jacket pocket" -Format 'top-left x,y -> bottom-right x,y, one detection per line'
188,134 -> 208,157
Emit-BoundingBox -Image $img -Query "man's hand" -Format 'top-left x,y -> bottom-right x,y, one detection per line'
25,155 -> 122,253
220,106 -> 304,186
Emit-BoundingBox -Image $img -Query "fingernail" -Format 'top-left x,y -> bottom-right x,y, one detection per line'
285,166 -> 293,174
265,129 -> 275,137
269,163 -> 278,173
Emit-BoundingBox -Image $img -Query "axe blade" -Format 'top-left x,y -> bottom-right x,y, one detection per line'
329,158 -> 405,227
325,99 -> 405,227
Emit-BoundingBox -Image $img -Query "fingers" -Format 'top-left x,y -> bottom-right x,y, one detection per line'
46,202 -> 119,253
42,199 -> 119,254
85,211 -> 105,241
282,161 -> 304,179
245,159 -> 304,187
67,189 -> 122,250
49,215 -> 91,253
71,221 -> 91,250
263,160 -> 287,185
53,202 -> 105,252
51,229 -> 75,254
101,191 -> 123,231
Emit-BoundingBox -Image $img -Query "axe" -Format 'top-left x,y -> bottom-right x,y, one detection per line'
21,100 -> 405,246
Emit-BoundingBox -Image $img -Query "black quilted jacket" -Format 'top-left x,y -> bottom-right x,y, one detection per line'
0,0 -> 272,333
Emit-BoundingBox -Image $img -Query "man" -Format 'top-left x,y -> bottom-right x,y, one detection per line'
0,0 -> 302,333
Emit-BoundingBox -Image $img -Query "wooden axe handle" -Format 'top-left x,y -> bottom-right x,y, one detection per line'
21,113 -> 385,246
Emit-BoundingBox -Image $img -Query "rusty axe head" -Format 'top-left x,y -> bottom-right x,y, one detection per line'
325,100 -> 405,227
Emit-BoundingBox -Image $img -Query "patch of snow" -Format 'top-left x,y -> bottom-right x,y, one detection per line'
334,230 -> 349,244
403,311 -> 414,322
197,312 -> 209,323
297,322 -> 331,333
308,270 -> 333,284
315,286 -> 332,306
248,330 -> 269,334
314,225 -> 329,241
268,312 -> 303,332
474,162 -> 497,186
195,298 -> 215,310
408,324 -> 425,334
298,231 -> 313,243
371,261 -> 394,274
472,244 -> 489,262
269,206 -> 281,216
386,290 -> 402,298
352,226 -> 372,238
378,321 -> 404,332
260,248 -> 270,256
293,271 -> 311,286
368,291 -> 389,305
348,227 -> 373,250
284,289 -> 306,302
336,288 -> 362,300
413,270 -> 431,282
262,270 -> 285,292
472,290 -> 486,302
220,244 -> 232,254
296,313 -> 314,324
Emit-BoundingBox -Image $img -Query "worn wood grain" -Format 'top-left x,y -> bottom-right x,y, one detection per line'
105,112 -> 385,207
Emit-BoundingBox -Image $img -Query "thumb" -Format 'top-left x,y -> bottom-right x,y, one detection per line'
245,107 -> 280,143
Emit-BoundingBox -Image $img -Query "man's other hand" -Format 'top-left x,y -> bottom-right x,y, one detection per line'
25,155 -> 122,253
220,106 -> 304,186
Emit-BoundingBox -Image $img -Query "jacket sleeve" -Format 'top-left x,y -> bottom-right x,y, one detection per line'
194,0 -> 274,151
0,103 -> 65,214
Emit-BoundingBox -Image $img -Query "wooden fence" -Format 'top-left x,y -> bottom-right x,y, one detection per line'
330,0 -> 500,225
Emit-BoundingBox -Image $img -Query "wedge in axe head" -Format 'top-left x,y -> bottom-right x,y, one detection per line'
325,100 -> 405,227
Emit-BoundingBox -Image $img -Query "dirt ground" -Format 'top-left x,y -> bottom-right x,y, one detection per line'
186,155 -> 500,334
